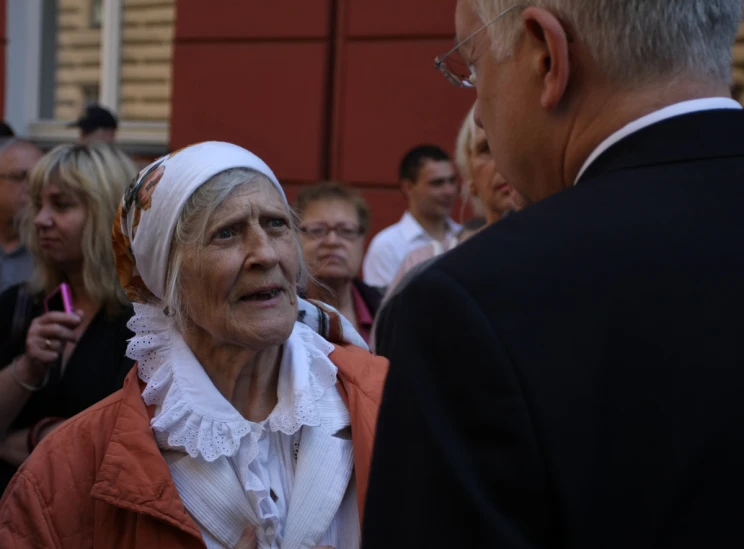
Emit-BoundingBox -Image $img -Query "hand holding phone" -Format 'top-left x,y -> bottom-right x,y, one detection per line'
23,284 -> 81,369
44,283 -> 75,314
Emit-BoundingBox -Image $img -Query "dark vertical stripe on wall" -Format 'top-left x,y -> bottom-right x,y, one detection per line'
320,0 -> 339,181
39,1 -> 57,119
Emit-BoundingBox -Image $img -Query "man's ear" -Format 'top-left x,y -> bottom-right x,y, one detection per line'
401,178 -> 415,199
522,6 -> 571,111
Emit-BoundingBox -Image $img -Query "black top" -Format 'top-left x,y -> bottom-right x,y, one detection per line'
0,284 -> 134,494
364,109 -> 744,548
352,278 -> 383,318
298,279 -> 383,318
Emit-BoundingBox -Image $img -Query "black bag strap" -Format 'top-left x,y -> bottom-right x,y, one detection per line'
10,284 -> 32,354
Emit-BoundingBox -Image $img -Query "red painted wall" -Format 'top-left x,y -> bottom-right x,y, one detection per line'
170,0 -> 475,239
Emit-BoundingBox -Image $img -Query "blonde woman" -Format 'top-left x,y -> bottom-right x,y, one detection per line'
455,103 -> 516,224
0,143 -> 137,495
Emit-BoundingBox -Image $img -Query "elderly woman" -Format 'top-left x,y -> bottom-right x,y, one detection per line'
0,143 -> 137,495
0,142 -> 388,549
295,183 -> 382,344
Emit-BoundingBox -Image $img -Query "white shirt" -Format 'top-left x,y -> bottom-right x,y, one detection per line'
575,97 -> 743,185
362,211 -> 461,287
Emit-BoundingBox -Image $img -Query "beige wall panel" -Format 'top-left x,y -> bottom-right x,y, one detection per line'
56,66 -> 100,84
122,26 -> 174,43
119,101 -> 170,120
58,48 -> 101,65
58,29 -> 101,48
51,0 -> 174,122
125,0 -> 174,7
120,82 -> 170,100
121,64 -> 171,81
123,6 -> 175,25
121,44 -> 172,63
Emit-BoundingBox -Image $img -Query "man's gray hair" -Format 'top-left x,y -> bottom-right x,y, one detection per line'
473,0 -> 743,85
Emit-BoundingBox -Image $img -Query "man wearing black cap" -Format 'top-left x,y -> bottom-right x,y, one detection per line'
0,121 -> 14,138
68,104 -> 118,144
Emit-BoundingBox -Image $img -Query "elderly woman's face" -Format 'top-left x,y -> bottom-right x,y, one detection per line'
469,126 -> 515,218
179,179 -> 299,350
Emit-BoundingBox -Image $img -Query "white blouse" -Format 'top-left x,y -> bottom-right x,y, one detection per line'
125,303 -> 360,549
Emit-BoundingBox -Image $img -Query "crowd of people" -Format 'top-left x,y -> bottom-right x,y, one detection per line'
1,0 -> 744,547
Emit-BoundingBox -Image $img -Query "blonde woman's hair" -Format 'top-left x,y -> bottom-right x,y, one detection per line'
23,143 -> 137,314
454,104 -> 485,218
455,103 -> 478,184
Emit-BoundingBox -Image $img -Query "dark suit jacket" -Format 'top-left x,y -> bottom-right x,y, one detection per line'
363,109 -> 744,549
372,256 -> 436,352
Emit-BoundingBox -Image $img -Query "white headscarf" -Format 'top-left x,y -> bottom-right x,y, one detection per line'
113,141 -> 286,302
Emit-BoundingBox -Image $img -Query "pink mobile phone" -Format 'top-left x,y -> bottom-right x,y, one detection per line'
44,283 -> 75,314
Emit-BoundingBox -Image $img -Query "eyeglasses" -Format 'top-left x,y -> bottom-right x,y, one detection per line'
0,170 -> 30,183
300,224 -> 364,241
434,4 -> 525,88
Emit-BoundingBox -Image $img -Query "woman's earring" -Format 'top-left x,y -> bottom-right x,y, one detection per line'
162,305 -> 173,317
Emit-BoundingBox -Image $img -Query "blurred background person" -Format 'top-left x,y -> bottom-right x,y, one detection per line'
371,216 -> 485,353
0,121 -> 14,138
0,143 -> 137,496
362,145 -> 460,289
0,139 -> 44,292
385,215 -> 486,298
382,104 -> 517,301
68,104 -> 118,144
296,182 -> 381,344
455,103 -> 515,225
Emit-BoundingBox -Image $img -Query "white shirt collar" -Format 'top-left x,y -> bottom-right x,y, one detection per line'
575,97 -> 742,185
125,303 -> 348,462
398,211 -> 460,243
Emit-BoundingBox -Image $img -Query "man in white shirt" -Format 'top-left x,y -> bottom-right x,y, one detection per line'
362,145 -> 460,288
365,0 -> 744,548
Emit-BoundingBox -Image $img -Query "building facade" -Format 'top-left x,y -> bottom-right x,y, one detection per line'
53,0 -> 174,122
2,0 -> 743,237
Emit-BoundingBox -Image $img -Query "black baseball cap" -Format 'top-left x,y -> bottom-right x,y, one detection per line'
67,105 -> 118,133
0,121 -> 14,137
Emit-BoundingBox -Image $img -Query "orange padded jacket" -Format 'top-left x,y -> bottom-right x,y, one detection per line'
0,344 -> 387,549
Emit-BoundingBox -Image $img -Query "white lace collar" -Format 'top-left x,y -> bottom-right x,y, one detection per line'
125,303 -> 347,462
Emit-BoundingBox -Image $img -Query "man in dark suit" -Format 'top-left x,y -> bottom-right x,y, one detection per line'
363,1 -> 744,548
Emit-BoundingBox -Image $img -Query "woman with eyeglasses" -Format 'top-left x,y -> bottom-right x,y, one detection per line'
296,183 -> 381,344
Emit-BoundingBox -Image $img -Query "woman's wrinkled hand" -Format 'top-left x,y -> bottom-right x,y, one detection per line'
25,310 -> 82,369
234,527 -> 335,549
